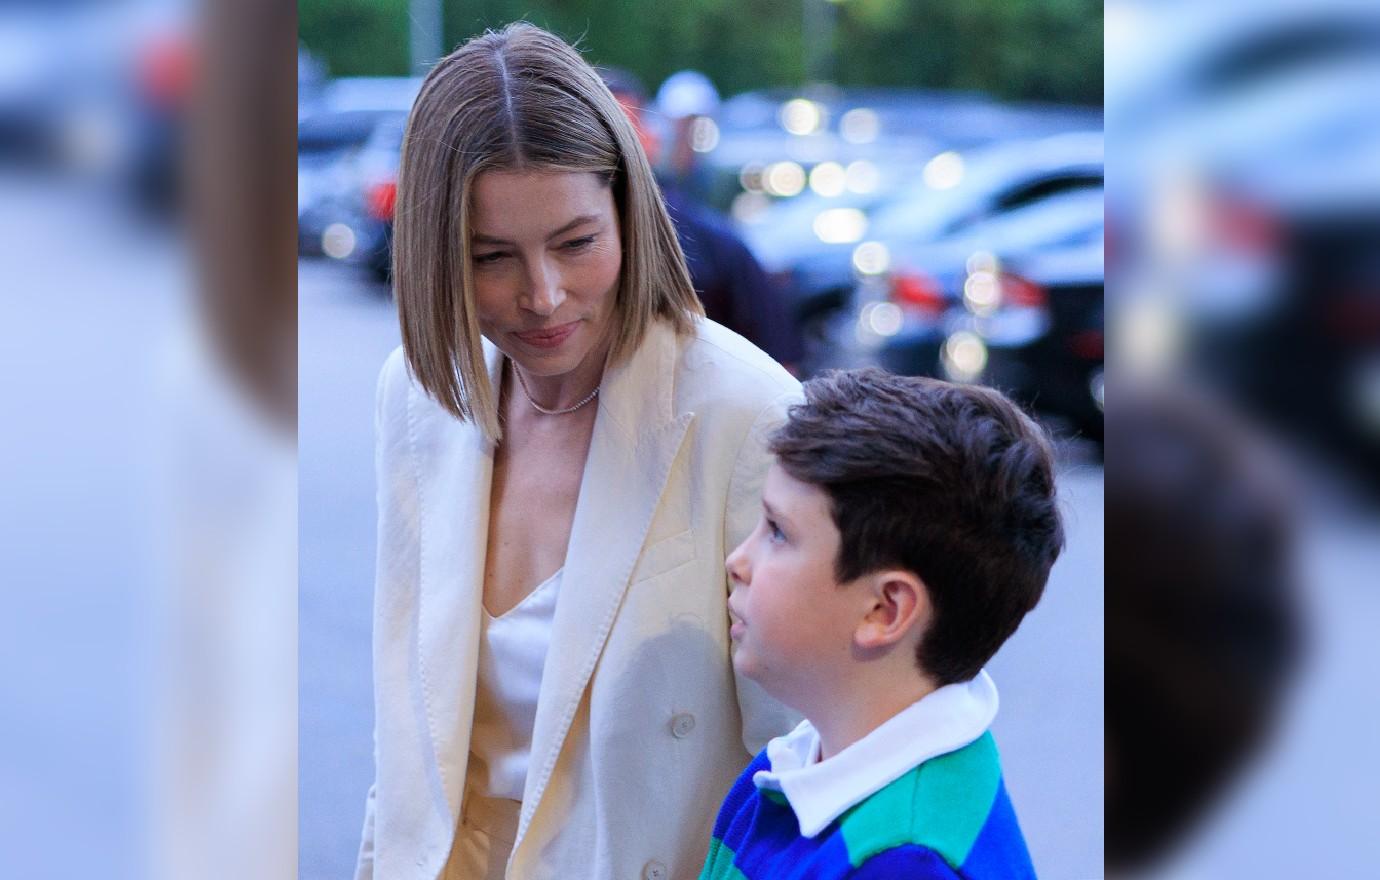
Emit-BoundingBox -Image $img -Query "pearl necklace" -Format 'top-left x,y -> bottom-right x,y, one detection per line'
512,362 -> 600,415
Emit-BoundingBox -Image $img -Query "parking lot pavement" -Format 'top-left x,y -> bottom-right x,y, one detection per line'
297,256 -> 1104,879
298,257 -> 397,880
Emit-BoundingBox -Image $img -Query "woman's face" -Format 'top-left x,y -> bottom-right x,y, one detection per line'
468,169 -> 622,378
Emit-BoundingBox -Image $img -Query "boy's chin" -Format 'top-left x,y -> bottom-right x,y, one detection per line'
732,651 -> 789,702
730,649 -> 763,685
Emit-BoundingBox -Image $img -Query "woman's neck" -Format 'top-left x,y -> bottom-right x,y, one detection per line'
502,356 -> 606,434
508,343 -> 609,414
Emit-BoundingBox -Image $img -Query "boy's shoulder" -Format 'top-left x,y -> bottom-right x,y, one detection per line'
839,732 -> 1036,878
709,748 -> 772,841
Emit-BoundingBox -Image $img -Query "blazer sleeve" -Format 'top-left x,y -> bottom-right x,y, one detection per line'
354,349 -> 408,880
353,784 -> 376,880
724,388 -> 804,753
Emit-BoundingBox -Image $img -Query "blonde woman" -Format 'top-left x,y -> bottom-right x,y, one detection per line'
355,23 -> 800,880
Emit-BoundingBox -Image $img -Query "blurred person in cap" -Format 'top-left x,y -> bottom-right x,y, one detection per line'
655,68 -> 720,199
356,22 -> 801,880
606,67 -> 802,371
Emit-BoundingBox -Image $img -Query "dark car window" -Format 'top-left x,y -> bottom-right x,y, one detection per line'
1196,19 -> 1380,97
994,173 -> 1105,212
298,111 -> 387,157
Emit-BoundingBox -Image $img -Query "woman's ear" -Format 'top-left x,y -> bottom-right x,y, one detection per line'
854,571 -> 929,651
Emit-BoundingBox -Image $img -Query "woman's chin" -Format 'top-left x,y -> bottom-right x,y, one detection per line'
501,335 -> 580,371
509,349 -> 586,381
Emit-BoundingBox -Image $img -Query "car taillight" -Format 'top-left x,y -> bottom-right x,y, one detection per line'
998,272 -> 1047,308
1326,293 -> 1380,344
137,33 -> 195,109
890,270 -> 945,316
367,180 -> 397,221
1211,193 -> 1280,256
1068,329 -> 1104,360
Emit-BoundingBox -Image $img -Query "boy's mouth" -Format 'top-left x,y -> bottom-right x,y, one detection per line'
727,602 -> 747,639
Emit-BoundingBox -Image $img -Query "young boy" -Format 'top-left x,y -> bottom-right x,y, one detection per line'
700,368 -> 1064,879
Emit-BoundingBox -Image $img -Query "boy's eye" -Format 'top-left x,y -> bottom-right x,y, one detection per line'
766,519 -> 786,544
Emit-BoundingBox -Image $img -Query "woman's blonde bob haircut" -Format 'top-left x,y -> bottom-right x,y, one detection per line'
393,22 -> 703,439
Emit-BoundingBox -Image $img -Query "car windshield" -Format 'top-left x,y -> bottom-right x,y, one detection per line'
869,139 -> 1102,243
871,161 -> 1008,233
363,116 -> 406,154
948,186 -> 1105,253
299,111 -> 390,156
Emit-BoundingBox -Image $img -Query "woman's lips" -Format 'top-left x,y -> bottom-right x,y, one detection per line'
513,321 -> 578,349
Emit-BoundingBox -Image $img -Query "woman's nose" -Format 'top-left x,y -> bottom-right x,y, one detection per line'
521,260 -> 565,316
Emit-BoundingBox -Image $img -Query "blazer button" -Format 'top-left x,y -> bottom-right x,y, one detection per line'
643,859 -> 668,880
670,712 -> 696,738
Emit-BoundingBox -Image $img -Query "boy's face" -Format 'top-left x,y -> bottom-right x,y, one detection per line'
726,463 -> 862,707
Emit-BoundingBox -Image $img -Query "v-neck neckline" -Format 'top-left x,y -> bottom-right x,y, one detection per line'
482,566 -> 564,622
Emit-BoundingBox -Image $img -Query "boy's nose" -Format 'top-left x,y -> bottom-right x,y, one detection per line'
725,539 -> 749,587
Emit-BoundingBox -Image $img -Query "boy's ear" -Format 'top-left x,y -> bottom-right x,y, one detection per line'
854,571 -> 929,651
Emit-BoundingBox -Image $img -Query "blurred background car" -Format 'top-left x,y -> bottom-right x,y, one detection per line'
0,0 -> 131,165
297,109 -> 403,280
297,77 -> 416,281
833,183 -> 1107,442
1109,0 -> 1380,487
877,235 -> 1105,443
0,0 -> 192,215
743,131 -> 1102,366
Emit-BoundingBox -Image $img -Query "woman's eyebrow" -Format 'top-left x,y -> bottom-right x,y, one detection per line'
472,214 -> 602,246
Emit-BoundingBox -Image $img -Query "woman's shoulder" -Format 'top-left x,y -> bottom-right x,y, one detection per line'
379,344 -> 408,385
376,345 -> 447,436
661,318 -> 802,450
675,318 -> 800,402
374,345 -> 492,463
376,346 -> 412,417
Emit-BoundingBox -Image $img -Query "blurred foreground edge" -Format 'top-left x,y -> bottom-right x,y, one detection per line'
1105,382 -> 1301,874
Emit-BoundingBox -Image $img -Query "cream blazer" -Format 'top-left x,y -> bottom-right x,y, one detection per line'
355,318 -> 802,880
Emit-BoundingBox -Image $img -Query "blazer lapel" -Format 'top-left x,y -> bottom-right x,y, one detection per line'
412,342 -> 505,827
514,321 -> 693,847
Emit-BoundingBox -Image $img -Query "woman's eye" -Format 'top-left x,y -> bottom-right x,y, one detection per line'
562,235 -> 596,252
473,251 -> 507,265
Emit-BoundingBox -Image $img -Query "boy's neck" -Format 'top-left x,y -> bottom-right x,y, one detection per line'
810,673 -> 938,762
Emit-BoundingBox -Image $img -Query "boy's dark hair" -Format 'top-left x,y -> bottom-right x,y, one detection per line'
769,368 -> 1064,685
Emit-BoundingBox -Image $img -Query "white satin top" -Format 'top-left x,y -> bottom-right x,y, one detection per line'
467,567 -> 562,802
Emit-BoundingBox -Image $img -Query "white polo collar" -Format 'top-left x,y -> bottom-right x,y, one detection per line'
752,670 -> 999,838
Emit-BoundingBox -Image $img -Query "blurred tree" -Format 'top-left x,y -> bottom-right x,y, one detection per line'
837,0 -> 1103,104
299,0 -> 410,78
299,0 -> 1102,106
441,0 -> 804,96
